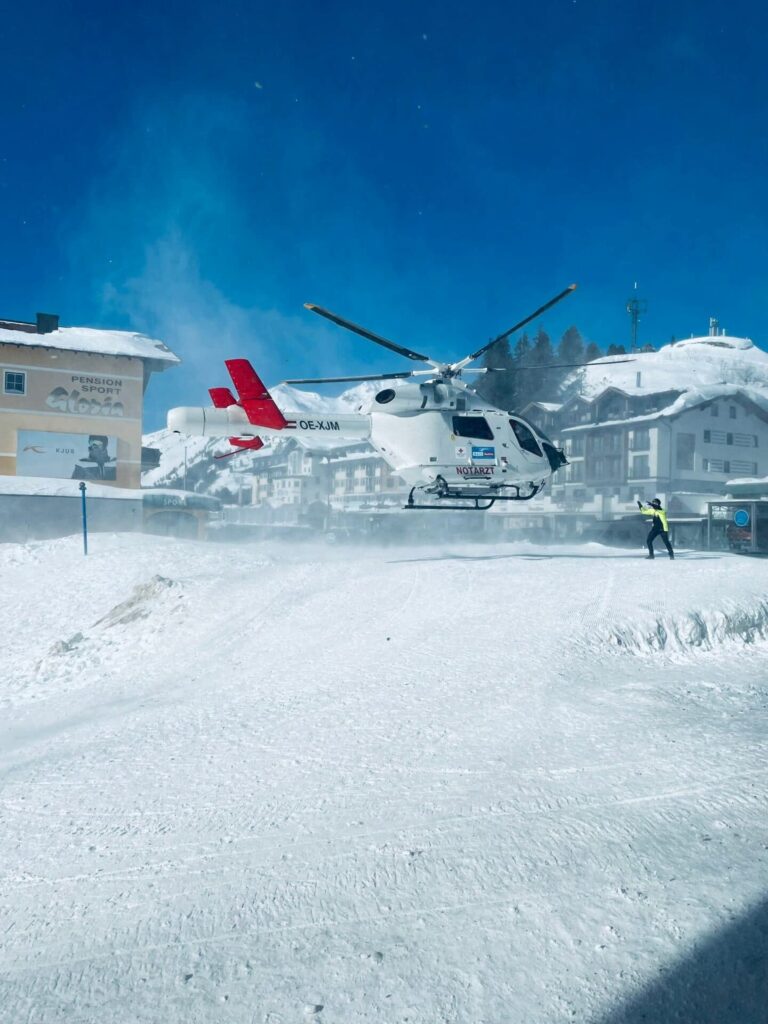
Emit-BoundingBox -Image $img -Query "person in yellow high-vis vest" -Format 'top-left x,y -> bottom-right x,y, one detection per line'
638,498 -> 675,559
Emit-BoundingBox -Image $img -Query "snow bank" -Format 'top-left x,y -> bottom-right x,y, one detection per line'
601,596 -> 768,654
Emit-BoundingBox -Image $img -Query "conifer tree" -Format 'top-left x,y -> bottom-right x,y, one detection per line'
479,337 -> 513,407
557,325 -> 584,365
585,341 -> 602,361
527,327 -> 555,401
513,332 -> 531,368
507,332 -> 532,410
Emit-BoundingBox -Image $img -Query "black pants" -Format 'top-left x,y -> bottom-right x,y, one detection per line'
647,522 -> 674,558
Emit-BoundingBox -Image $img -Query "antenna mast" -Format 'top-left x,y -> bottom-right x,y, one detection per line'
626,282 -> 648,353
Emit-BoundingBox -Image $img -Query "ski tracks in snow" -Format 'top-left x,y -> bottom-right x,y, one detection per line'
2,538 -> 768,1023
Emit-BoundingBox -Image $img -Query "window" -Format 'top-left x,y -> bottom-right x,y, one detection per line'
704,429 -> 727,445
566,436 -> 585,457
508,419 -> 542,455
711,405 -> 720,417
452,415 -> 493,441
630,455 -> 650,478
734,433 -> 758,447
590,432 -> 622,454
729,406 -> 737,419
731,460 -> 758,475
590,455 -> 622,481
631,428 -> 650,451
676,433 -> 695,471
600,401 -> 624,420
3,370 -> 25,395
567,462 -> 584,482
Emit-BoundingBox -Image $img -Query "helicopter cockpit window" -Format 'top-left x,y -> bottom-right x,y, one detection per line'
452,416 -> 494,440
509,418 -> 543,456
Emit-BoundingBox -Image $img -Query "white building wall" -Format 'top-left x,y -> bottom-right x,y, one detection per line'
652,401 -> 765,490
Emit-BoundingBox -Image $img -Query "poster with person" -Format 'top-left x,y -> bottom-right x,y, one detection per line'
17,430 -> 118,481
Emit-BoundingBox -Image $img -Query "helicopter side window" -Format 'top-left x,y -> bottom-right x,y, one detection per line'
452,416 -> 494,441
509,418 -> 542,456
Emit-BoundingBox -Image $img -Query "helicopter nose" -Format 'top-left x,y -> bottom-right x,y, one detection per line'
541,442 -> 568,472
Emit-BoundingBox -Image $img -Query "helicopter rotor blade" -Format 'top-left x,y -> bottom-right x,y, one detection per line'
453,284 -> 578,371
282,372 -> 415,385
305,303 -> 432,363
466,357 -> 635,373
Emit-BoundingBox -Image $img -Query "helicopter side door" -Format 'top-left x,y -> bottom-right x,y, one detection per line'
448,414 -> 502,482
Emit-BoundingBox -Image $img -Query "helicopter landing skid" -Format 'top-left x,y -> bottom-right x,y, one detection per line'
404,478 -> 545,511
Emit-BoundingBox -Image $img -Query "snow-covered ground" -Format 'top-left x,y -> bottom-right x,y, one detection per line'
1,535 -> 767,1023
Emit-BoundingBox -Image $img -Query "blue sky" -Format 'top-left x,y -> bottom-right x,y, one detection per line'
1,0 -> 766,428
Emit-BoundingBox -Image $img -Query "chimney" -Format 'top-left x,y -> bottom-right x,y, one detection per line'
708,316 -> 719,337
36,312 -> 59,334
636,371 -> 642,388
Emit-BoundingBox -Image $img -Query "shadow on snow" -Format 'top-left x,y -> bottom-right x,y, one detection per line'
597,894 -> 768,1024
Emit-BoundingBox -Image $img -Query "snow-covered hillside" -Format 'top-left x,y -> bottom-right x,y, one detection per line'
1,535 -> 767,1023
566,334 -> 768,399
142,430 -> 238,495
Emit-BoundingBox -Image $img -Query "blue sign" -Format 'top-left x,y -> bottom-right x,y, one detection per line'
471,446 -> 496,463
733,508 -> 750,528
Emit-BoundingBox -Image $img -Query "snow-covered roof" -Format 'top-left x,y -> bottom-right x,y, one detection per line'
566,335 -> 768,399
561,384 -> 768,433
0,324 -> 180,367
0,476 -> 142,499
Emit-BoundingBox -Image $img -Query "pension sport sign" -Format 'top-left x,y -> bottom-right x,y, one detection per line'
3,367 -> 142,420
45,375 -> 127,417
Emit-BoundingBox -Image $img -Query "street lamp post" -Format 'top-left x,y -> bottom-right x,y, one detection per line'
79,481 -> 88,555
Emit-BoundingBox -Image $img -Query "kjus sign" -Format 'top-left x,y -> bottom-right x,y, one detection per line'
17,430 -> 119,480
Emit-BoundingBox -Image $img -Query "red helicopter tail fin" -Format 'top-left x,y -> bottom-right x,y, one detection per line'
225,359 -> 289,430
209,386 -> 238,408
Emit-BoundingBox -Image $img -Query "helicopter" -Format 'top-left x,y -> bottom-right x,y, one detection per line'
167,283 -> 625,510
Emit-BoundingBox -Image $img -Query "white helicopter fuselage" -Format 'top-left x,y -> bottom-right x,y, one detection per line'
371,407 -> 548,488
365,382 -> 555,490
167,379 -> 562,493
167,284 -> 579,506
